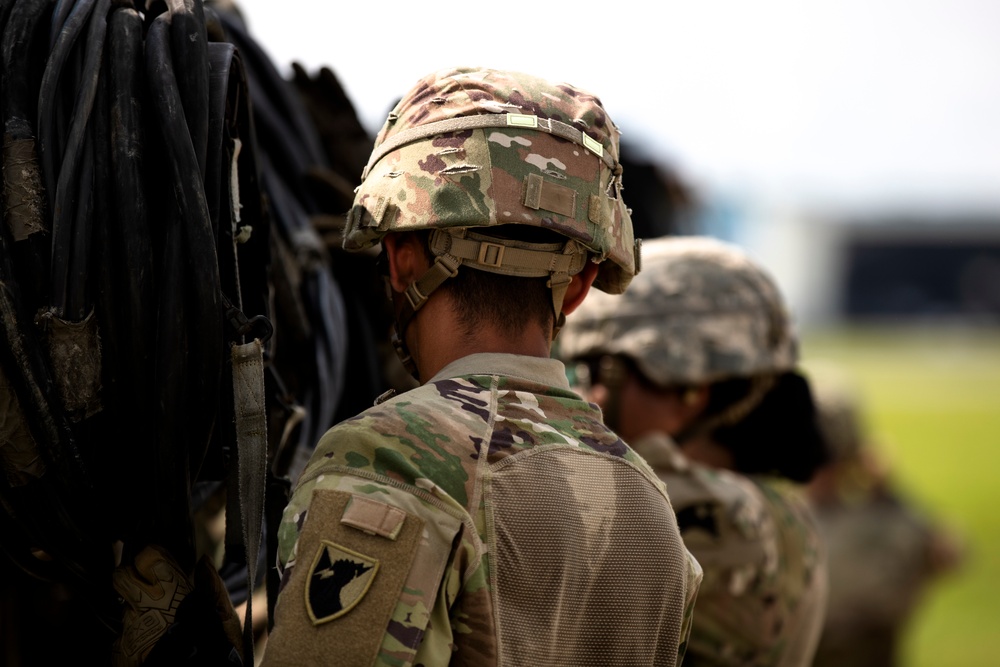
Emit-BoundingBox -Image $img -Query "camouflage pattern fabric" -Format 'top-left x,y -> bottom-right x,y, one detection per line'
630,431 -> 827,667
262,353 -> 701,666
344,66 -> 638,295
810,492 -> 954,667
750,479 -> 827,667
559,235 -> 798,387
807,368 -> 964,667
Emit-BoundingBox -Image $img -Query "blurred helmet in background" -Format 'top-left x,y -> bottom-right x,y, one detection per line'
560,235 -> 797,387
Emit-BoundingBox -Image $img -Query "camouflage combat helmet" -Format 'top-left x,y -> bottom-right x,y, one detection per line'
560,235 -> 798,387
345,66 -> 639,339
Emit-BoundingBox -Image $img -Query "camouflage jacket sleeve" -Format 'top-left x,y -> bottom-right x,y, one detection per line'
260,419 -> 484,666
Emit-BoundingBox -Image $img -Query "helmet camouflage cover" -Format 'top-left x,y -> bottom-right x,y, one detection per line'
344,66 -> 639,295
559,235 -> 798,386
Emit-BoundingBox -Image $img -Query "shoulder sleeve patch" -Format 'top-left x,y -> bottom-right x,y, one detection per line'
265,489 -> 425,664
307,540 -> 380,624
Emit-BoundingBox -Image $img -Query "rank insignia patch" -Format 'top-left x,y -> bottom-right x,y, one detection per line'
306,540 -> 379,625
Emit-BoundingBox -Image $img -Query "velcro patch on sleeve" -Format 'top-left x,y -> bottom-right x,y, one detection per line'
265,489 -> 425,665
341,495 -> 407,540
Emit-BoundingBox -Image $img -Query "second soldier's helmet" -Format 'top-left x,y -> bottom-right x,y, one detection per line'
344,66 -> 640,309
559,235 -> 798,387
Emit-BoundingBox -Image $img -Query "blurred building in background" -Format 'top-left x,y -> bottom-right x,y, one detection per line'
681,194 -> 1000,331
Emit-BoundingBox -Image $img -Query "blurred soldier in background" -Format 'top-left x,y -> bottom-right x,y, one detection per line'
261,66 -> 702,666
559,235 -> 829,666
806,367 -> 965,667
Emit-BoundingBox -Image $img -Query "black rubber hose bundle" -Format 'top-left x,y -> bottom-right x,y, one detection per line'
99,4 -> 157,545
0,0 -> 110,589
0,0 -> 236,619
37,0 -> 97,317
1,0 -> 51,309
0,0 -> 366,656
144,5 -> 222,570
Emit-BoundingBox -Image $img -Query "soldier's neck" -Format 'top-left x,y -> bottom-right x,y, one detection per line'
407,292 -> 551,383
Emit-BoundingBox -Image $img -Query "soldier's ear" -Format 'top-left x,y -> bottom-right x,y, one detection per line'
561,262 -> 600,316
382,233 -> 430,293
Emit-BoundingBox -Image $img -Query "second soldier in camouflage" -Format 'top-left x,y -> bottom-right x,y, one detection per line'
559,235 -> 829,667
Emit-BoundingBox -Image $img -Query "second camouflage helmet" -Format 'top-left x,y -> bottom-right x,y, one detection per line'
344,66 -> 639,297
559,235 -> 798,386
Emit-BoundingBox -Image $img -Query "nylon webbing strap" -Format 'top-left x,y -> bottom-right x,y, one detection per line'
430,229 -> 588,278
361,113 -> 616,180
231,339 -> 268,662
391,253 -> 461,379
401,253 -> 461,315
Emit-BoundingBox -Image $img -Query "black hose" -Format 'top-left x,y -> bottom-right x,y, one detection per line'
204,40 -> 232,245
0,198 -> 113,630
146,14 -> 193,568
166,0 -> 208,179
64,0 -> 108,320
145,11 -> 223,569
48,0 -> 74,44
2,0 -> 53,310
37,0 -> 93,210
102,4 -> 156,548
64,123 -> 94,319
213,8 -> 327,174
0,1 -> 12,37
1,0 -> 48,149
39,0 -> 104,317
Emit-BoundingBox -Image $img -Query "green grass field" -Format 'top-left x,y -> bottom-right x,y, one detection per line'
801,324 -> 1000,667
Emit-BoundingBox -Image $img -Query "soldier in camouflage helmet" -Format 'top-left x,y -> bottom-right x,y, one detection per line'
559,235 -> 829,667
806,366 -> 964,667
262,66 -> 702,666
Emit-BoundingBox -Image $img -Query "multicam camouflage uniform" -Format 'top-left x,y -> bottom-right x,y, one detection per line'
807,370 -> 964,667
261,67 -> 702,666
629,432 -> 782,663
559,236 -> 828,667
265,354 -> 701,666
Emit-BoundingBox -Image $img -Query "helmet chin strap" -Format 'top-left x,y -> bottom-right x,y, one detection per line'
389,252 -> 461,379
389,228 -> 590,380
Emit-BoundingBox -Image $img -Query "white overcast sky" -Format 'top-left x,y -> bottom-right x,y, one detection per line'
232,0 -> 1000,217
